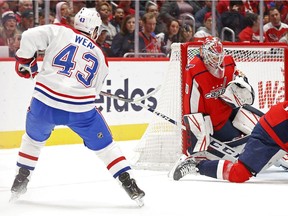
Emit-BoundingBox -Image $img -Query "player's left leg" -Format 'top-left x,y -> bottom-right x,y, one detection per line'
68,108 -> 145,205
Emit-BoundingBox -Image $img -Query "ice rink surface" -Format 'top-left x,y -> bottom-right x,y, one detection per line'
1,141 -> 288,216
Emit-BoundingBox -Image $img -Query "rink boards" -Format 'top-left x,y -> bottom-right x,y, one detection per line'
0,58 -> 284,148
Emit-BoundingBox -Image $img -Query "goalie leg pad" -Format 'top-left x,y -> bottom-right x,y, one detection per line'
227,161 -> 252,183
232,106 -> 261,135
184,113 -> 213,154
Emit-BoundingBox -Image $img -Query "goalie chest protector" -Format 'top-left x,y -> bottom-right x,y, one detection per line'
184,55 -> 236,131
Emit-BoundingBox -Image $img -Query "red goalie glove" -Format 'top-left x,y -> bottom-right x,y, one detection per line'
15,56 -> 38,79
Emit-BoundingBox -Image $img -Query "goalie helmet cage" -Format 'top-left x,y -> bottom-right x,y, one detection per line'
132,42 -> 288,171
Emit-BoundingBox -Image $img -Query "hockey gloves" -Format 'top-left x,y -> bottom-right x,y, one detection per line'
15,56 -> 38,79
220,75 -> 255,108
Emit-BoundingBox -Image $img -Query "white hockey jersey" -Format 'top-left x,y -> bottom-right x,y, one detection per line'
16,24 -> 108,112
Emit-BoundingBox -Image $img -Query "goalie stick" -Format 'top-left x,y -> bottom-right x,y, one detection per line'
100,89 -> 245,162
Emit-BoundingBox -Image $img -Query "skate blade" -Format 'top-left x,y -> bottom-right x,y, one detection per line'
135,197 -> 144,207
9,192 -> 20,203
168,154 -> 187,178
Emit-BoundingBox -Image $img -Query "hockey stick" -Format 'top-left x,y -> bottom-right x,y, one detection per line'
100,89 -> 244,161
100,85 -> 162,105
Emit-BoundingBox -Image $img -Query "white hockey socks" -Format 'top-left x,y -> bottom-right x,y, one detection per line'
95,142 -> 132,180
16,133 -> 46,180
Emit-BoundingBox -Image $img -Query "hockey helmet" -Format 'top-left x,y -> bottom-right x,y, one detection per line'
201,36 -> 225,78
74,7 -> 102,40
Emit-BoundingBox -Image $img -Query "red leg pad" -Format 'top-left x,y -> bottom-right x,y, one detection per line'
228,161 -> 252,183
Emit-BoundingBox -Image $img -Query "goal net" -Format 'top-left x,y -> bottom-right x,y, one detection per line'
132,42 -> 288,171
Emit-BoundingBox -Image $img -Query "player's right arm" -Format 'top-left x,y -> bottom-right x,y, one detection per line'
15,25 -> 55,79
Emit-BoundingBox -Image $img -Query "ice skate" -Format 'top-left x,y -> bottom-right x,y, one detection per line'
168,154 -> 187,178
119,172 -> 145,207
173,157 -> 198,181
274,154 -> 288,171
10,167 -> 30,202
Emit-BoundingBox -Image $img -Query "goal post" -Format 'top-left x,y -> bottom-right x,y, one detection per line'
132,42 -> 288,171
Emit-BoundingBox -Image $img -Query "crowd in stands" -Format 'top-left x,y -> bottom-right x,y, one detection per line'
1,0 -> 288,58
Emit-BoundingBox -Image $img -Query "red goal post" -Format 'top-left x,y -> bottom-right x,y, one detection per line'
132,42 -> 288,171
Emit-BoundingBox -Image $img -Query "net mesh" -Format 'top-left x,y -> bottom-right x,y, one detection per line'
132,43 -> 286,171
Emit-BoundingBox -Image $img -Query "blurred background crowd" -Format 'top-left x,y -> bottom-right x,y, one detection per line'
0,0 -> 288,58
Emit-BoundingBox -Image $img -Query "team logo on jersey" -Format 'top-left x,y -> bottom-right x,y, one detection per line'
205,86 -> 226,99
186,64 -> 195,70
80,17 -> 85,23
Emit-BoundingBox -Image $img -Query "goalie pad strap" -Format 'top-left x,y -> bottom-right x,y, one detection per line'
184,113 -> 213,154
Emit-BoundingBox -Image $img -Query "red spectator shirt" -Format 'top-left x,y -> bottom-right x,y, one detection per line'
263,22 -> 288,42
238,26 -> 268,42
138,32 -> 161,53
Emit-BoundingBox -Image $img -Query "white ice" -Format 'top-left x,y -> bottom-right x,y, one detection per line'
1,141 -> 288,216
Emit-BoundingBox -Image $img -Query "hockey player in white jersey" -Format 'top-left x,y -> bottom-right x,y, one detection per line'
10,7 -> 145,206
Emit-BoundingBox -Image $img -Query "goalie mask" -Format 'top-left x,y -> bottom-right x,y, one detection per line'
201,37 -> 225,78
74,7 -> 102,41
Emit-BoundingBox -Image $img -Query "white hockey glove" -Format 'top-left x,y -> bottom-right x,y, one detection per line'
220,75 -> 255,108
183,113 -> 213,154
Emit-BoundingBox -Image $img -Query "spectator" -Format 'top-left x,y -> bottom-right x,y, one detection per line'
221,1 -> 246,41
7,33 -> 21,57
216,0 -> 229,15
159,0 -> 194,27
17,9 -> 34,33
111,14 -> 145,57
110,7 -> 125,34
139,12 -> 161,54
0,0 -> 9,27
15,0 -> 33,24
0,10 -> 21,57
275,1 -> 288,24
193,12 -> 215,42
71,0 -> 86,15
243,0 -> 260,14
97,2 -> 117,47
194,0 -> 211,28
39,10 -> 55,25
279,31 -> 288,43
195,0 -> 221,34
239,12 -> 267,42
264,7 -> 288,42
118,0 -> 135,17
179,23 -> 194,43
145,1 -> 166,34
54,2 -> 71,25
158,19 -> 180,56
96,25 -> 113,57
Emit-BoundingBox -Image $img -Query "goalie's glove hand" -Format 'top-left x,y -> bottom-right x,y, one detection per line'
220,75 -> 255,108
15,55 -> 38,79
233,76 -> 249,88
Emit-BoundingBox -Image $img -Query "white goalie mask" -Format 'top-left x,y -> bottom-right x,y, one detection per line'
201,37 -> 225,78
74,7 -> 102,41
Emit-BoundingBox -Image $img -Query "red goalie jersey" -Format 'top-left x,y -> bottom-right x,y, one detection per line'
183,54 -> 237,131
